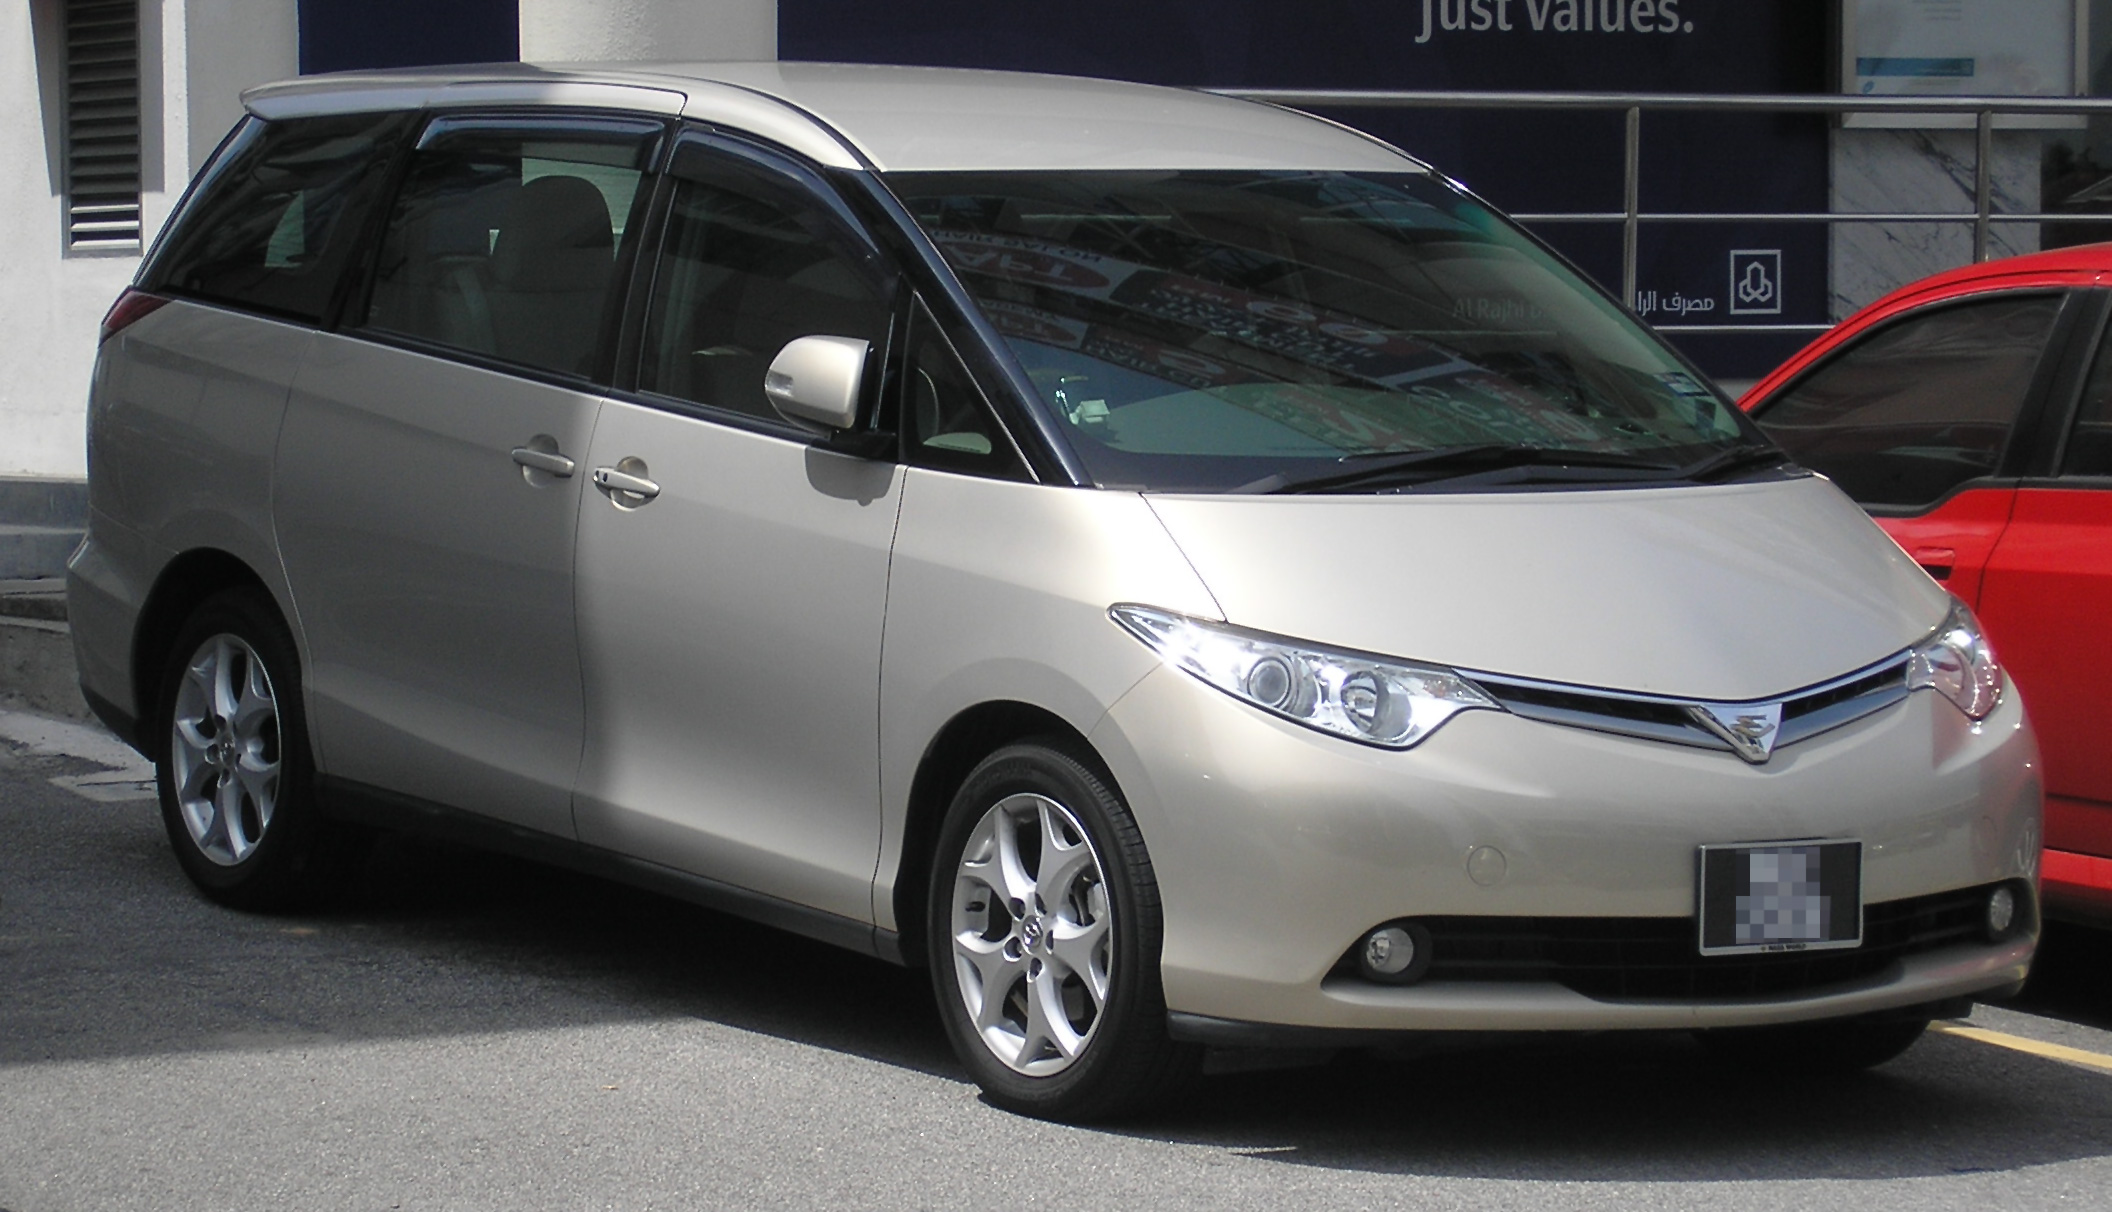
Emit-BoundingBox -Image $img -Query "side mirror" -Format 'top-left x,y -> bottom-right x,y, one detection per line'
765,335 -> 869,433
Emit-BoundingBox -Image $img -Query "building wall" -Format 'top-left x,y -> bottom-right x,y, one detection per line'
186,1 -> 300,185
1,1 -> 296,480
518,0 -> 773,62
2,2 -> 135,479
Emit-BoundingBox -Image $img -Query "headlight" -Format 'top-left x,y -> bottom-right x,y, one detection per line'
1906,600 -> 2003,721
1109,604 -> 1497,748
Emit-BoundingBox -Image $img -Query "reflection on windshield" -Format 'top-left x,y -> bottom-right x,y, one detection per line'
888,170 -> 1748,491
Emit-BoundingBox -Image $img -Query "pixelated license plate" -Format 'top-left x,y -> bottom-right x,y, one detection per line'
1697,840 -> 1863,956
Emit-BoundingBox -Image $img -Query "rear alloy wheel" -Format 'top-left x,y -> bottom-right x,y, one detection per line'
168,631 -> 281,867
155,589 -> 360,910
929,740 -> 1196,1121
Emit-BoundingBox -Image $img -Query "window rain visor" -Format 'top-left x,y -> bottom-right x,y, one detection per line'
887,170 -> 1757,492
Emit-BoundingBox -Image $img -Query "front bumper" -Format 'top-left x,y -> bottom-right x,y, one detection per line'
1089,662 -> 2042,1032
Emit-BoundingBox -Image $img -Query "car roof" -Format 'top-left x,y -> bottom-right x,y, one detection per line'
1866,241 -> 2112,293
241,60 -> 1427,175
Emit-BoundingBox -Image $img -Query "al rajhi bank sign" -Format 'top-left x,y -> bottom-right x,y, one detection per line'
1415,0 -> 1695,40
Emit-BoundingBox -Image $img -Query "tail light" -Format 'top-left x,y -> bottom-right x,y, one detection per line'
100,289 -> 169,343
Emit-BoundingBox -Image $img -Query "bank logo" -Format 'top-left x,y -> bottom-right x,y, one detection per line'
1729,249 -> 1782,316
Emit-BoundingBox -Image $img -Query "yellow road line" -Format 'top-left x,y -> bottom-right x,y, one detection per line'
1929,1022 -> 2112,1075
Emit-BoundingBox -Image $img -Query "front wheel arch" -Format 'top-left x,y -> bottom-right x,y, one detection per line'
892,701 -> 1118,969
925,737 -> 1197,1120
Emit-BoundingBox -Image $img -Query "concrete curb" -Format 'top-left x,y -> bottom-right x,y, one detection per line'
0,616 -> 94,724
0,478 -> 88,580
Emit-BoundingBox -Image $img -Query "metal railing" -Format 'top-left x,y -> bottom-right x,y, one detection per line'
1216,89 -> 2112,335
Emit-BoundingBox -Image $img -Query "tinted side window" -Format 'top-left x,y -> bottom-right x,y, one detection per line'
638,144 -> 890,421
2064,324 -> 2112,478
1754,295 -> 2061,508
360,119 -> 657,380
146,112 -> 409,323
904,299 -> 1027,479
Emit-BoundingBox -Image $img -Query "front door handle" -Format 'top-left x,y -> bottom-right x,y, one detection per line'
511,446 -> 577,477
1910,546 -> 1956,580
592,458 -> 661,508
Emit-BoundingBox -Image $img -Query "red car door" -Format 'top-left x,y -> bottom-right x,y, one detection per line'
1869,487 -> 2016,606
1745,259 -> 2112,923
1979,313 -> 2112,919
1746,288 -> 2074,608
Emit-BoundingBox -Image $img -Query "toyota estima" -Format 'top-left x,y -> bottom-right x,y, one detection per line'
72,62 -> 2039,1121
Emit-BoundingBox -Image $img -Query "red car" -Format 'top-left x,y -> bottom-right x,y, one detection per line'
1741,246 -> 2112,925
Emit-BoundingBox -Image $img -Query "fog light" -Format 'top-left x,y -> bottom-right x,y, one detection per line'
1986,885 -> 2017,939
1357,923 -> 1433,984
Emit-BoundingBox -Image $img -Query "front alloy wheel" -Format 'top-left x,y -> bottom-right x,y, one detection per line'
950,792 -> 1114,1076
928,740 -> 1196,1121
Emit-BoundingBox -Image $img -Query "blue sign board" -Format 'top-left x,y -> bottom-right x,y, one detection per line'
297,0 -> 519,77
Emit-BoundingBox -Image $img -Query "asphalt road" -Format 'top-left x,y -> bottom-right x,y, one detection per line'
3,712 -> 2110,1212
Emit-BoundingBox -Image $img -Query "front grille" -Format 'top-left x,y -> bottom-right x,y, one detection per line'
1407,884 -> 1989,1002
1470,653 -> 1910,757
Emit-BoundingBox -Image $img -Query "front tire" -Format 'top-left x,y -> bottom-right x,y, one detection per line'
153,588 -> 359,910
927,739 -> 1197,1121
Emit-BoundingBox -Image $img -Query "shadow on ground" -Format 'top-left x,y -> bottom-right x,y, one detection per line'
5,747 -> 2110,1185
0,760 -> 951,1077
1124,1023 -> 2112,1182
2013,920 -> 2112,1032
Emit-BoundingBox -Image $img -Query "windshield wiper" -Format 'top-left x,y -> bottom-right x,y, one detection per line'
1251,444 -> 1676,494
1244,440 -> 1794,495
1671,442 -> 1792,483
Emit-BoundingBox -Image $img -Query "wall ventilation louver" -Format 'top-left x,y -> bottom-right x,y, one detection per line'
63,0 -> 143,250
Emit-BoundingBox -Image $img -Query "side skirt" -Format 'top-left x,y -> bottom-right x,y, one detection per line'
318,776 -> 906,965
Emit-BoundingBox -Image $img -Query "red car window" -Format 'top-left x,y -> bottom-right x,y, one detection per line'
2062,334 -> 2112,477
1752,295 -> 2061,509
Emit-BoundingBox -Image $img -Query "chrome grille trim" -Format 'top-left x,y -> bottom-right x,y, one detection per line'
1464,652 -> 1913,756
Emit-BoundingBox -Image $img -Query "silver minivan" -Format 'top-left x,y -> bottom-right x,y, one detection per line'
72,62 -> 2040,1121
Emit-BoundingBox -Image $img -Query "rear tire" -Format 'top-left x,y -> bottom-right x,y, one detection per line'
927,739 -> 1198,1121
153,588 -> 361,911
1696,1015 -> 1930,1073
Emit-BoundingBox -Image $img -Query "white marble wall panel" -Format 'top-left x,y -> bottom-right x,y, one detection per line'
1830,128 -> 2043,319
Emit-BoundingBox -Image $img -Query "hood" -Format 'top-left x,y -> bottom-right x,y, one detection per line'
1145,475 -> 1949,702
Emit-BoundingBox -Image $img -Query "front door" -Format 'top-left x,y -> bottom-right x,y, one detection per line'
276,115 -> 660,836
1979,316 -> 2112,861
571,133 -> 901,925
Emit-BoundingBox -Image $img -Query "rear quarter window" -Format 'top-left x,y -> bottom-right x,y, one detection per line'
145,111 -> 411,324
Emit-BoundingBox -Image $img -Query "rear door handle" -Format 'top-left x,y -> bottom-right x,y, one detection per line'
592,460 -> 661,506
510,446 -> 577,477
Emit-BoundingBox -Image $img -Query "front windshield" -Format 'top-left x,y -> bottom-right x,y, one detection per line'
887,169 -> 1757,492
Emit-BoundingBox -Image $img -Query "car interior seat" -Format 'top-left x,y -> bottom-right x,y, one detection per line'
487,174 -> 617,376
